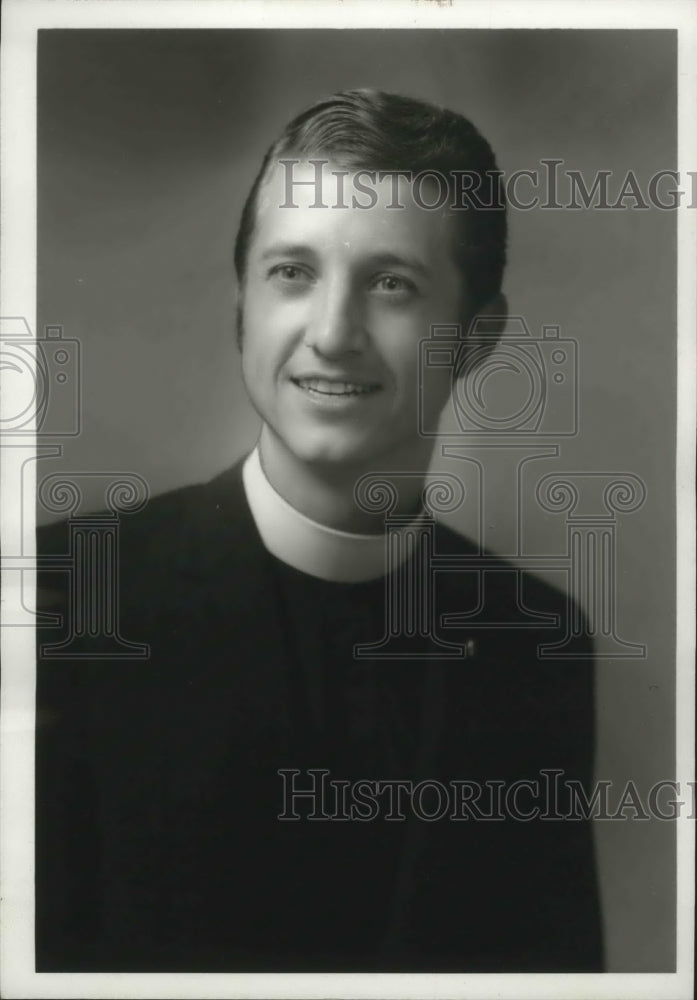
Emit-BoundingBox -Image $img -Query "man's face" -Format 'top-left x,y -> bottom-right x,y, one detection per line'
239,160 -> 468,472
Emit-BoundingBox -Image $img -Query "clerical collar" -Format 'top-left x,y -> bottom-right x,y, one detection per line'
242,447 -> 425,583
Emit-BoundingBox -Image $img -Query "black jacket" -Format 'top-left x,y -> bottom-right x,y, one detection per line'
35,460 -> 604,972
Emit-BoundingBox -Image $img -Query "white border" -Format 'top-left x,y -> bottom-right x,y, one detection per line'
675,8 -> 697,989
1,1 -> 694,998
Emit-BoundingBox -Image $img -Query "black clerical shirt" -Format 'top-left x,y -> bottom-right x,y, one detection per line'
35,460 -> 604,972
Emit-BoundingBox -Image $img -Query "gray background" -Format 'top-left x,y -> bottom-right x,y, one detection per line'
37,29 -> 677,971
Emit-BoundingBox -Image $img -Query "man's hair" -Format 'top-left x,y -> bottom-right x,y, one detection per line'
233,88 -> 507,311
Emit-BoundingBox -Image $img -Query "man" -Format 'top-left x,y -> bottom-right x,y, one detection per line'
36,90 -> 603,972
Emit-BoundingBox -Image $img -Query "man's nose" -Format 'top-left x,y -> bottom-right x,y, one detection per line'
304,279 -> 366,359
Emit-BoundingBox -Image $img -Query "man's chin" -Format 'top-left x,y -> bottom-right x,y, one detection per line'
292,440 -> 377,471
262,420 -> 427,476
271,425 -> 387,471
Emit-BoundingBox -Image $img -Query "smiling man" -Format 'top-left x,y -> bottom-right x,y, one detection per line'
242,159 -> 464,457
235,93 -> 505,537
36,91 -> 603,973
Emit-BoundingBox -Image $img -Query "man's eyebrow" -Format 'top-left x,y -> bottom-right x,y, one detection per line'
259,243 -> 317,262
367,252 -> 432,278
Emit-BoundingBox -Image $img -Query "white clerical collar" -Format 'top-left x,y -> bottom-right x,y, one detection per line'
242,447 -> 424,583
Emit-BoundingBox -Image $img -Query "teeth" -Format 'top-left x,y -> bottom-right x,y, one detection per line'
295,378 -> 378,395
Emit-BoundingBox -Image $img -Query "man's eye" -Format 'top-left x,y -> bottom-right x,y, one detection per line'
269,264 -> 312,284
372,274 -> 418,296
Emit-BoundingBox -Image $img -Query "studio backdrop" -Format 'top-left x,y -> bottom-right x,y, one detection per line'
36,28 -> 677,972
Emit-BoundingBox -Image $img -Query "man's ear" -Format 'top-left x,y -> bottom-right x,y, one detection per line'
462,292 -> 508,364
235,290 -> 244,352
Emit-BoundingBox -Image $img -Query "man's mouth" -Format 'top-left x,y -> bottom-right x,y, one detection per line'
291,377 -> 381,397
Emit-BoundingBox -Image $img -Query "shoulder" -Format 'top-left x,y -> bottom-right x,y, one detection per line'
433,519 -> 571,616
432,518 -> 594,701
36,459 -> 256,612
39,458 -> 247,550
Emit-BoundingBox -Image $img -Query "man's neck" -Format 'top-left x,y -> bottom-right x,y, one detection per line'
257,426 -> 434,534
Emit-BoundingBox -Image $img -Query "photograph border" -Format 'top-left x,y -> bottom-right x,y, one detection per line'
1,2 -> 694,998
